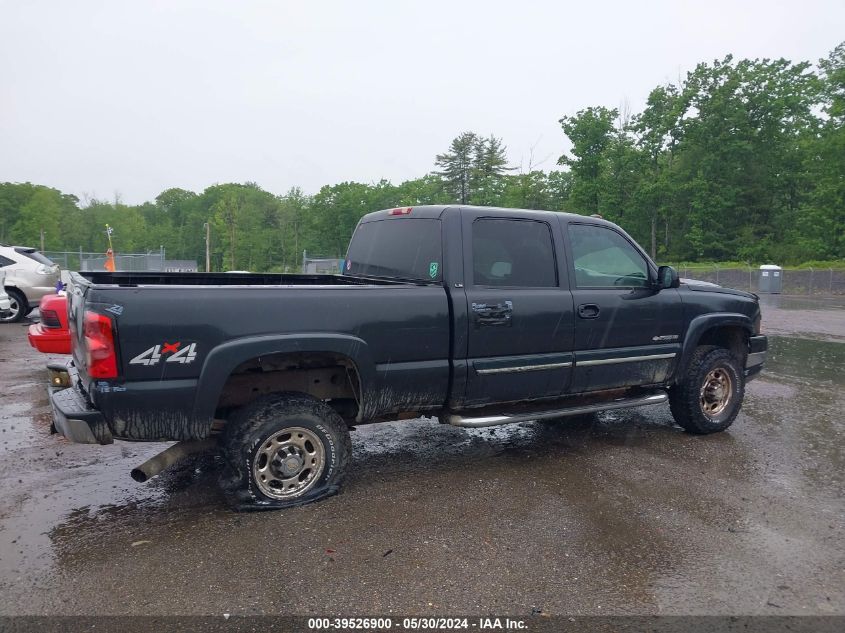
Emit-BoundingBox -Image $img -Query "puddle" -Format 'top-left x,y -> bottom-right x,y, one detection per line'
765,336 -> 845,387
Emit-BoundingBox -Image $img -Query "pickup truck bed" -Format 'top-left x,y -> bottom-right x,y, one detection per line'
64,270 -> 450,441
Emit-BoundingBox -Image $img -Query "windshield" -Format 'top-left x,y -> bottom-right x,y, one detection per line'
345,218 -> 442,282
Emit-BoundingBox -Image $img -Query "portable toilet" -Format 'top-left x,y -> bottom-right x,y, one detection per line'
759,264 -> 782,294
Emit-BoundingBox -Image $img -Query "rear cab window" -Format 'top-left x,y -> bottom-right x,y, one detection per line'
345,218 -> 442,282
472,218 -> 557,287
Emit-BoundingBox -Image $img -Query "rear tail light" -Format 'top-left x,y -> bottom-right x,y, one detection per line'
83,311 -> 118,378
40,309 -> 61,329
388,207 -> 413,216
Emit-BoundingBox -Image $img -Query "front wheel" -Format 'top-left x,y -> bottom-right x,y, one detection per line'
220,393 -> 352,510
669,346 -> 745,434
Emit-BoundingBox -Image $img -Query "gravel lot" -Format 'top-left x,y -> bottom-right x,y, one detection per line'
0,297 -> 843,619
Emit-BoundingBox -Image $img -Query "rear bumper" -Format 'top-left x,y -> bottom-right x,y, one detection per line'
49,362 -> 113,444
744,335 -> 768,382
28,322 -> 71,354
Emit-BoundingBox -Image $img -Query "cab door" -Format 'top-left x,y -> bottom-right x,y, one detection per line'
562,220 -> 683,393
461,211 -> 575,407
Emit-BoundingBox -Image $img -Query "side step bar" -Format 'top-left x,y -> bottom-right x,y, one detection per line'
445,391 -> 668,428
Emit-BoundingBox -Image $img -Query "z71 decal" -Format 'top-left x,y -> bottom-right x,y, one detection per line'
130,342 -> 198,366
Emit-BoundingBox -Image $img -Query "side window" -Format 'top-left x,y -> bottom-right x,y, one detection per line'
0,255 -> 15,267
472,219 -> 557,287
568,224 -> 649,288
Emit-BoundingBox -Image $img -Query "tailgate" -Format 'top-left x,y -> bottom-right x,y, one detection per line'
66,273 -> 92,376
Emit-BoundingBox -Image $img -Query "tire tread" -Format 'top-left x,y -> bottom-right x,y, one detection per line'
669,345 -> 744,435
219,392 -> 352,510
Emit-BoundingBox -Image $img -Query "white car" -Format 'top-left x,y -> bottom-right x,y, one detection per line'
0,270 -> 10,315
0,244 -> 61,323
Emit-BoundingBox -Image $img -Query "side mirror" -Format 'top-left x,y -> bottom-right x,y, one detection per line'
656,265 -> 680,289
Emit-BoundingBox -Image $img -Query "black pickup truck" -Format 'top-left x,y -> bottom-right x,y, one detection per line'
50,205 -> 767,509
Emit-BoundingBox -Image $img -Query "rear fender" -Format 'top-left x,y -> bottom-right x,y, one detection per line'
192,333 -> 376,427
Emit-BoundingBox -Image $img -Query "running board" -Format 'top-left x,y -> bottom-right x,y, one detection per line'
445,391 -> 669,428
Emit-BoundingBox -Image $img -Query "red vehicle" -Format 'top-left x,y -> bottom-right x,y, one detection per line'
28,294 -> 71,354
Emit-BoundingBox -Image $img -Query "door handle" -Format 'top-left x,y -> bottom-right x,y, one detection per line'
577,303 -> 600,319
472,300 -> 513,327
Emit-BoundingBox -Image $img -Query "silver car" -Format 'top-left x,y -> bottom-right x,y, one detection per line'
0,270 -> 10,315
0,244 -> 61,323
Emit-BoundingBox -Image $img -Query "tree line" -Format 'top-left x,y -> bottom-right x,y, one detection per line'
1,43 -> 842,271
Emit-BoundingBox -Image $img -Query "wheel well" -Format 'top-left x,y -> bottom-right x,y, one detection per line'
697,325 -> 748,360
216,352 -> 361,422
5,286 -> 26,302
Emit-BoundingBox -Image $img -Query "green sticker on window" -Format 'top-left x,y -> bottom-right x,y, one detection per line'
429,262 -> 439,278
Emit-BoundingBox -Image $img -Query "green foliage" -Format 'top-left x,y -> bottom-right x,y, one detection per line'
558,106 -> 618,215
0,183 -> 79,249
554,46 -> 842,265
0,43 -> 843,270
435,132 -> 512,204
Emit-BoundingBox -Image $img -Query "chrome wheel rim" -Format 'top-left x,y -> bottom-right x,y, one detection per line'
1,296 -> 21,322
700,368 -> 733,417
252,426 -> 325,499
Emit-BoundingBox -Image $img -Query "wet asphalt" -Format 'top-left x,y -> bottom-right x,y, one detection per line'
0,296 -> 842,617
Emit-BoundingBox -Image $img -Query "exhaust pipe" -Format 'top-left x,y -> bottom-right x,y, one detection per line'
131,438 -> 217,483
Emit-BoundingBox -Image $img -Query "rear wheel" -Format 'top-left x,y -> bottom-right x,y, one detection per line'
669,346 -> 744,434
219,393 -> 352,510
0,289 -> 27,323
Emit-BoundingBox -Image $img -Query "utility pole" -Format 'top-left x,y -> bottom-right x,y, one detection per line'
40,228 -> 45,252
204,222 -> 211,272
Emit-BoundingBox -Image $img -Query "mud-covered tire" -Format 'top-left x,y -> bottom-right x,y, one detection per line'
219,393 -> 352,511
669,346 -> 744,435
0,288 -> 27,323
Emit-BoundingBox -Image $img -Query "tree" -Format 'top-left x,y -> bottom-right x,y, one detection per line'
632,84 -> 685,258
472,134 -> 512,205
797,42 -> 845,259
435,132 -> 511,204
308,181 -> 398,258
13,189 -> 65,250
668,55 -> 821,260
435,132 -> 480,204
277,188 -> 308,271
558,107 -> 618,215
597,109 -> 642,227
395,174 -> 449,206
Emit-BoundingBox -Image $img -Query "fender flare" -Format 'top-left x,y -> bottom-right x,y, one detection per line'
191,333 -> 376,426
675,313 -> 753,382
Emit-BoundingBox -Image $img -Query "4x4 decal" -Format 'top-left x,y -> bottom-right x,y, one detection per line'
130,342 -> 198,366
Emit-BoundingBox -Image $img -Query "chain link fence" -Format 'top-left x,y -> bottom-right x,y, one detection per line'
301,251 -> 343,274
676,266 -> 845,295
44,249 -> 166,272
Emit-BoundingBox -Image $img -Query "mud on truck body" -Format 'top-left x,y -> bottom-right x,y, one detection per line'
49,205 -> 768,510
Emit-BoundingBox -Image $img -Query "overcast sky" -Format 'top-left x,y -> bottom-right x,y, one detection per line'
1,0 -> 843,205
